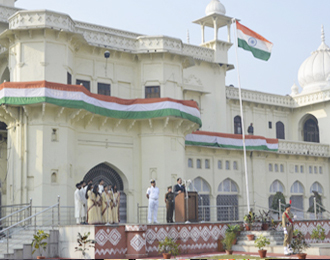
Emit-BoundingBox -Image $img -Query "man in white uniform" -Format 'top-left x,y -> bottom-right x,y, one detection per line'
98,179 -> 104,194
79,181 -> 87,224
146,179 -> 159,224
74,183 -> 83,224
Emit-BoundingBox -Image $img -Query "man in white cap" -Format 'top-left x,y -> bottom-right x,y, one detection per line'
146,179 -> 159,224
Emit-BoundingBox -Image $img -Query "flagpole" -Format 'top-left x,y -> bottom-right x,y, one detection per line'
232,18 -> 250,213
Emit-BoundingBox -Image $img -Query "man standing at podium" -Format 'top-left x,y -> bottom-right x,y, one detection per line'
146,179 -> 159,224
174,178 -> 185,195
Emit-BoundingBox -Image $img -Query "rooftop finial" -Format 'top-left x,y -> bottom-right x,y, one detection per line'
321,25 -> 325,43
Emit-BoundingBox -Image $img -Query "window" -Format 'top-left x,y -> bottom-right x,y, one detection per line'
303,117 -> 319,143
67,72 -> 72,85
233,161 -> 238,170
98,83 -> 111,96
295,165 -> 298,173
76,79 -> 90,91
319,166 -> 322,174
218,160 -> 222,169
280,164 -> 284,173
218,178 -> 238,193
274,164 -> 278,172
234,116 -> 242,134
217,178 -> 239,221
197,159 -> 201,169
290,181 -> 304,193
269,122 -> 272,129
145,86 -> 160,98
276,121 -> 285,139
309,166 -> 312,174
51,172 -> 57,183
269,163 -> 273,172
205,159 -> 210,169
188,158 -> 193,168
300,165 -> 304,173
314,166 -> 317,174
310,182 -> 323,194
225,160 -> 230,170
269,180 -> 284,193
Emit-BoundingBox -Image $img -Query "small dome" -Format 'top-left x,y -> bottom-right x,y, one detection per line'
298,25 -> 330,93
290,83 -> 299,96
205,0 -> 226,16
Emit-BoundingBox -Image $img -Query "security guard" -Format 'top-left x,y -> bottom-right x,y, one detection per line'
146,179 -> 159,224
165,186 -> 175,223
282,204 -> 294,255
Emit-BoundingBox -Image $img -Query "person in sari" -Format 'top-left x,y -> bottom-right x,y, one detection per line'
112,185 -> 120,224
87,185 -> 102,224
101,185 -> 113,224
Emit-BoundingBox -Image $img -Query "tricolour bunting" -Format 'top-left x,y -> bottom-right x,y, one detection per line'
236,21 -> 273,61
185,131 -> 278,151
0,81 -> 202,126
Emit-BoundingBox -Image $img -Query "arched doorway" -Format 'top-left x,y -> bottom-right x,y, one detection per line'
300,115 -> 319,143
234,115 -> 242,134
216,178 -> 239,221
188,177 -> 211,221
290,181 -> 304,219
276,121 -> 285,139
83,163 -> 127,223
0,67 -> 10,83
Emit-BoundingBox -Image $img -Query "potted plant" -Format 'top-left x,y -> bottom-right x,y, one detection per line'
31,230 -> 50,259
226,224 -> 241,244
243,210 -> 255,231
311,225 -> 326,243
254,234 -> 270,258
158,236 -> 179,259
258,210 -> 271,230
222,231 -> 236,255
291,230 -> 310,259
75,232 -> 96,259
246,234 -> 255,241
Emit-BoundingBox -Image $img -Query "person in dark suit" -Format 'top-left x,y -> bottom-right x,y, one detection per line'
174,178 -> 185,195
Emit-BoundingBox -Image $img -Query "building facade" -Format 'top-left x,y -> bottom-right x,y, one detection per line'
0,0 -> 328,222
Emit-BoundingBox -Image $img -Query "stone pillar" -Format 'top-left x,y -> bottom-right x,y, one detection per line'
213,17 -> 218,41
201,24 -> 205,43
227,24 -> 231,42
125,225 -> 148,259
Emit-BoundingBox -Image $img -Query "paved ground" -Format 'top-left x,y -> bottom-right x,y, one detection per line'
139,251 -> 330,259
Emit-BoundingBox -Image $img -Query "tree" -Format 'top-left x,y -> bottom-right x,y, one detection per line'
307,192 -> 325,213
271,192 -> 286,212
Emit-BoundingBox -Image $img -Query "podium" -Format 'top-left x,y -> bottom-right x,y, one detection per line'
175,191 -> 198,222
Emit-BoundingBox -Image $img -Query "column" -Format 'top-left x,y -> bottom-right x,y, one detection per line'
201,24 -> 205,44
227,24 -> 231,43
213,17 -> 218,41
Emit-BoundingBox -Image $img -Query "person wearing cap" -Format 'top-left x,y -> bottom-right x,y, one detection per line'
165,186 -> 175,223
146,179 -> 159,224
282,204 -> 294,255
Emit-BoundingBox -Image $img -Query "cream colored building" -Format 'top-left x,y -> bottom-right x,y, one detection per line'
0,0 -> 328,222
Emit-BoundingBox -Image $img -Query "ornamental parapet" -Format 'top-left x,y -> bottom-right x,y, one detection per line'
0,5 -> 20,23
5,8 -> 215,63
278,140 -> 330,157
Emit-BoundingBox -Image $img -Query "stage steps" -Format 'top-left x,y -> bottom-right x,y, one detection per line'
0,227 -> 58,259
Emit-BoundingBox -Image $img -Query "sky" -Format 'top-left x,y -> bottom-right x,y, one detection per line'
16,0 -> 330,95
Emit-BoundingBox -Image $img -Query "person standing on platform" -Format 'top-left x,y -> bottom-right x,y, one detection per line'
165,186 -> 175,223
98,179 -> 104,194
112,185 -> 120,224
102,185 -> 113,224
247,123 -> 254,135
87,185 -> 102,224
174,178 -> 185,195
146,179 -> 159,224
282,204 -> 294,255
79,181 -> 87,224
74,183 -> 83,224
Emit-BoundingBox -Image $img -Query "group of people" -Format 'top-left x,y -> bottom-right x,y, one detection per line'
146,177 -> 186,224
74,179 -> 120,225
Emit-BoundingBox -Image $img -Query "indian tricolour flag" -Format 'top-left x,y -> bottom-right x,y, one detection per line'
236,21 -> 273,61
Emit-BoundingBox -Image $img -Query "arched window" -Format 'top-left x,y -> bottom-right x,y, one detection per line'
290,181 -> 304,217
188,158 -> 193,168
51,172 -> 57,183
197,159 -> 201,169
303,117 -> 319,143
276,121 -> 285,139
234,116 -> 242,134
217,178 -> 239,221
188,177 -> 210,221
0,67 -> 10,83
310,182 -> 323,194
269,180 -> 284,193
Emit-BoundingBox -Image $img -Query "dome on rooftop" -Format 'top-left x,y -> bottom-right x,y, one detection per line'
205,0 -> 226,16
298,25 -> 330,94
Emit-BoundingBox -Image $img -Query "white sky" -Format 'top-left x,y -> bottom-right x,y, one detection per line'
16,0 -> 330,95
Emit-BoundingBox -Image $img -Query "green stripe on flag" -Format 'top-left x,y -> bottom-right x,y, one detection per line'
238,38 -> 271,61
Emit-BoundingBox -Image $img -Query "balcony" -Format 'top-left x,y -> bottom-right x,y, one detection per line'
278,140 -> 330,157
